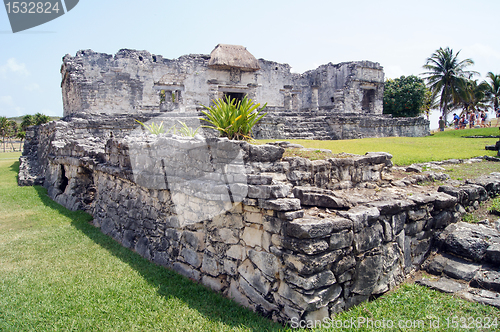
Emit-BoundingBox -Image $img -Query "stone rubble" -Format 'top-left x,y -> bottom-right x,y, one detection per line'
416,173 -> 500,309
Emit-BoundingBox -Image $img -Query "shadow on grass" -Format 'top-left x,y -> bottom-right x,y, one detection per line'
9,160 -> 19,183
32,186 -> 285,331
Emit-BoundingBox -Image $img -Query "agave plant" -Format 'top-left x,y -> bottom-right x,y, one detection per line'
200,96 -> 267,140
176,120 -> 200,137
135,119 -> 166,135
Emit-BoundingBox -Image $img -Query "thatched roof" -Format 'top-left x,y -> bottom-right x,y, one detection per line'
208,44 -> 260,71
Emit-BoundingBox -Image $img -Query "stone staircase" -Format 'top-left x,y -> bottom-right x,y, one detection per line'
279,115 -> 334,140
256,112 -> 336,140
417,221 -> 500,308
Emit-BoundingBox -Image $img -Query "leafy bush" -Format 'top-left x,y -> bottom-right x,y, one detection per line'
200,96 -> 267,140
383,75 -> 427,117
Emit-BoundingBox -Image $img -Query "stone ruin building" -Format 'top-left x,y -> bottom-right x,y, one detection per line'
17,45 -> 500,324
60,44 -> 429,139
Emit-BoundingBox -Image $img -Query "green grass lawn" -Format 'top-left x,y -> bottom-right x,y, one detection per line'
1,133 -> 500,331
0,153 -> 284,332
259,127 -> 500,165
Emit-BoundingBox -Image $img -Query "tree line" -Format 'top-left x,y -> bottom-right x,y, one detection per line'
383,47 -> 500,124
0,113 -> 51,152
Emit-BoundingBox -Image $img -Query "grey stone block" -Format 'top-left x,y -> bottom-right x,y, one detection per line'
337,206 -> 380,233
258,198 -> 301,211
330,230 -> 354,250
172,262 -> 201,281
284,270 -> 336,291
248,249 -> 280,280
416,277 -> 467,294
181,247 -> 202,268
351,252 -> 383,295
285,217 -> 335,239
471,269 -> 500,292
282,237 -> 330,255
283,250 -> 341,275
354,222 -> 383,253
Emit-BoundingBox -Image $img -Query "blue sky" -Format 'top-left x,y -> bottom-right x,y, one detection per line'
1,0 -> 500,118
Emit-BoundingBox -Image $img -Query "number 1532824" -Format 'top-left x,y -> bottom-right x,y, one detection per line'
5,2 -> 61,14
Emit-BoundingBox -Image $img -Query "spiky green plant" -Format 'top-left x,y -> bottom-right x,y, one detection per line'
135,119 -> 165,135
176,121 -> 200,137
200,96 -> 267,140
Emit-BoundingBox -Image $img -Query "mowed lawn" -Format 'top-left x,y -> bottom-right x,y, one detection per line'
1,128 -> 500,331
0,153 -> 284,332
259,127 -> 500,165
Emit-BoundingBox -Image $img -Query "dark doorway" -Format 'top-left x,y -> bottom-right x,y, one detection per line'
223,92 -> 246,103
58,164 -> 69,193
362,89 -> 375,113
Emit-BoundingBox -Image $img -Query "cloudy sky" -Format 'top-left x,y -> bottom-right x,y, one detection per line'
1,0 -> 500,118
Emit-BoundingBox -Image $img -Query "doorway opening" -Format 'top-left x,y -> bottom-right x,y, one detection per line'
223,92 -> 246,104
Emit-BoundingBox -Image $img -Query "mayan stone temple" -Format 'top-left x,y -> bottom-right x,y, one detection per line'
60,43 -> 429,139
18,44 -> 500,324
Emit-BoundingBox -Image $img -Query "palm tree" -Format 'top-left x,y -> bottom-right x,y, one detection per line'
422,47 -> 477,123
7,120 -> 18,151
33,113 -> 51,125
21,114 -> 34,131
0,117 -> 8,153
457,79 -> 490,114
485,72 -> 500,114
17,131 -> 26,151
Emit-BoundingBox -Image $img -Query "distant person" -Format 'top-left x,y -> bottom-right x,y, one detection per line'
460,114 -> 468,129
469,112 -> 475,128
453,113 -> 460,129
438,116 -> 445,131
480,111 -> 487,127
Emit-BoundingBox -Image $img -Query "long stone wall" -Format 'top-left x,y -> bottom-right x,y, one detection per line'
254,111 -> 430,140
20,119 -> 466,324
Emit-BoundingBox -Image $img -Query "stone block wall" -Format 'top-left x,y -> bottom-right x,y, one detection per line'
24,124 -> 465,324
254,111 -> 430,140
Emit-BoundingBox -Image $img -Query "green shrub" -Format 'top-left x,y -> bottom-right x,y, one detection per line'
200,96 -> 267,140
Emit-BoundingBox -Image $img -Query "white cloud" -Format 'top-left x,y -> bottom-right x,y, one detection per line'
24,83 -> 40,92
0,95 -> 15,106
0,58 -> 30,78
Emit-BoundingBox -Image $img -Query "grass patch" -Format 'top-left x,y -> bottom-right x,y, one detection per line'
462,213 -> 482,224
489,197 -> 500,215
443,162 -> 500,181
1,151 -> 499,331
330,283 -> 499,331
258,127 -> 500,165
283,149 -> 334,160
0,154 -> 284,332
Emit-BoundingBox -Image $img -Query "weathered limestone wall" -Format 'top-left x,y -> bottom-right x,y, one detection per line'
21,119 -> 463,324
59,47 -> 430,141
60,48 -> 385,117
254,111 -> 430,140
